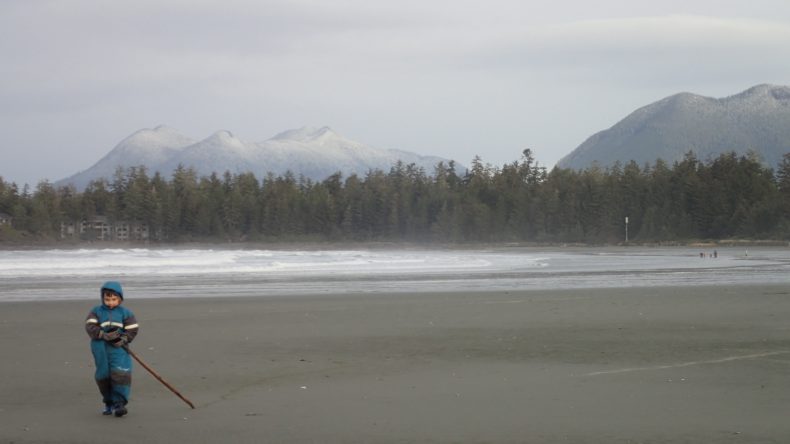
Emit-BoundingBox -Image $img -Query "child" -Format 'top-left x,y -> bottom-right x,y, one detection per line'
85,281 -> 139,417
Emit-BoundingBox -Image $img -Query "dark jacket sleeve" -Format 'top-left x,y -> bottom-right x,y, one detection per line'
85,310 -> 102,339
124,311 -> 139,343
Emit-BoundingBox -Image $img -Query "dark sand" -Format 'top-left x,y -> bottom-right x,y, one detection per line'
2,284 -> 790,443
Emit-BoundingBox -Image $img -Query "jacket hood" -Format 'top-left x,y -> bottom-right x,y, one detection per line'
100,281 -> 124,301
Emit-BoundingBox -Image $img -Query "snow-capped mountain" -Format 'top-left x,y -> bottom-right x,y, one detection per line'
558,84 -> 790,170
57,126 -> 456,190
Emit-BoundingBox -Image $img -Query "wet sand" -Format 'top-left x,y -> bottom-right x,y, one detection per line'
2,284 -> 790,443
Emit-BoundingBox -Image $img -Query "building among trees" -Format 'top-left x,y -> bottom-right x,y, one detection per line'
60,217 -> 151,241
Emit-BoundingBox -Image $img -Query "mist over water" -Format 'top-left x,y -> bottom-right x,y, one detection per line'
0,247 -> 788,302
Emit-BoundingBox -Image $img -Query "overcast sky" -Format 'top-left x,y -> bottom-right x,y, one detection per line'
2,0 -> 790,187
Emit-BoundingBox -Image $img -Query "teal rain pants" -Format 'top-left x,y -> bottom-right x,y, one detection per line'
91,339 -> 132,406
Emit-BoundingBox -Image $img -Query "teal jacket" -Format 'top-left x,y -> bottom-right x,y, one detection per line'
85,303 -> 139,341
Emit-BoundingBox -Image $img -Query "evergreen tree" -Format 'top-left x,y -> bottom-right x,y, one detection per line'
29,181 -> 59,236
170,165 -> 200,239
123,166 -> 154,224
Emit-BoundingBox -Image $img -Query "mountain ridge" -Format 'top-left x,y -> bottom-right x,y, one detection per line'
57,126 -> 457,190
558,84 -> 790,170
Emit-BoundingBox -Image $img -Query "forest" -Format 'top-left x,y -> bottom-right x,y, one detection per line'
1,150 -> 789,244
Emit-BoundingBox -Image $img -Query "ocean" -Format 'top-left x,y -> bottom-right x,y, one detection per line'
0,246 -> 788,302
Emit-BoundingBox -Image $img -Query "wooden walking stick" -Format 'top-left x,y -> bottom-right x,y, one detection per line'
123,345 -> 195,409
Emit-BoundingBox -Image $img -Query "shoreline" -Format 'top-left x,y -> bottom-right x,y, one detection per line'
2,284 -> 790,443
2,238 -> 789,251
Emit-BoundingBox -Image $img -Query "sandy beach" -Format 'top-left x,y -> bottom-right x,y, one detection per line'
2,284 -> 790,443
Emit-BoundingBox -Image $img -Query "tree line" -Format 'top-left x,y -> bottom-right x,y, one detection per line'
2,150 -> 789,244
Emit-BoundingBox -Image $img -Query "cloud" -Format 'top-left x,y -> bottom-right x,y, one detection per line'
421,15 -> 790,92
455,15 -> 789,64
5,4 -> 788,94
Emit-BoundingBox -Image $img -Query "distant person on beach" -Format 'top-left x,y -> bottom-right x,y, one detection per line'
84,281 -> 139,417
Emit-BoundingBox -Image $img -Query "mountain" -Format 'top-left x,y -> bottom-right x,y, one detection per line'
57,126 -> 456,190
557,84 -> 790,170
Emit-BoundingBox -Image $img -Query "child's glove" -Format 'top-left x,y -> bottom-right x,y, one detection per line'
102,330 -> 121,342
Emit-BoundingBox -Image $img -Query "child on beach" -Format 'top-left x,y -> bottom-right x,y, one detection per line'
85,281 -> 139,417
